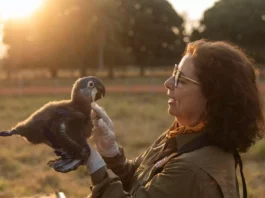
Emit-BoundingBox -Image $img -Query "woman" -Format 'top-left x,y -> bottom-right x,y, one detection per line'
54,40 -> 265,198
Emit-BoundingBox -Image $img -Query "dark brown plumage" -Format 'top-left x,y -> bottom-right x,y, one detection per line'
0,76 -> 105,161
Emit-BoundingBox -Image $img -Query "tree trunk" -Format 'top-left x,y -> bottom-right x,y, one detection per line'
108,65 -> 114,79
79,67 -> 87,77
50,68 -> 58,79
139,65 -> 145,77
5,69 -> 11,80
87,68 -> 97,76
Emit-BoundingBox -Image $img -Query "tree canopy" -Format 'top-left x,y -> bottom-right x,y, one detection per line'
2,0 -> 186,77
190,0 -> 265,63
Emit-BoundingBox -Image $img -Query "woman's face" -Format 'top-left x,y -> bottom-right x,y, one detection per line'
164,54 -> 207,126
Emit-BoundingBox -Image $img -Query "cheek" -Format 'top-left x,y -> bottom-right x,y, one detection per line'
172,87 -> 186,105
173,88 -> 206,113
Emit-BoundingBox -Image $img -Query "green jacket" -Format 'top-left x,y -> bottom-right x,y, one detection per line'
88,131 -> 240,198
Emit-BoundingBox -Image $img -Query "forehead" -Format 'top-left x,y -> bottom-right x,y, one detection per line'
177,54 -> 196,77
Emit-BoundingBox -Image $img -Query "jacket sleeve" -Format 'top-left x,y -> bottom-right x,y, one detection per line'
88,158 -> 221,198
102,146 -> 148,190
101,132 -> 167,190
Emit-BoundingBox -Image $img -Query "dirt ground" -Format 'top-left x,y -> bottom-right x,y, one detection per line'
0,83 -> 265,95
0,85 -> 166,96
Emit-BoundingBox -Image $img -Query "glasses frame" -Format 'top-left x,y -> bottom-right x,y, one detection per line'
173,64 -> 201,87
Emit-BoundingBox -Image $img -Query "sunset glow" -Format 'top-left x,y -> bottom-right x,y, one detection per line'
168,0 -> 216,20
0,0 -> 44,21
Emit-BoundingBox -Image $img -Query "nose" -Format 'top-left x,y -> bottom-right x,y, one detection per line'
164,76 -> 174,90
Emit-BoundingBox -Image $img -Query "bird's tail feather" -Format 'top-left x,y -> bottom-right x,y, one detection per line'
0,129 -> 18,136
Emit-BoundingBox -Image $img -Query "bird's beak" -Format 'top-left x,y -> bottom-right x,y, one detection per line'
95,85 -> 105,101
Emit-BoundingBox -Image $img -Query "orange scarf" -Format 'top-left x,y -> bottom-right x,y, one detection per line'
166,119 -> 205,139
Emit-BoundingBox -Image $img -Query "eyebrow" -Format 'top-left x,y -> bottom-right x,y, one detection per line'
174,64 -> 186,76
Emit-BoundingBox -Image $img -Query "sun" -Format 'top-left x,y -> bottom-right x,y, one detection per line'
0,0 -> 44,21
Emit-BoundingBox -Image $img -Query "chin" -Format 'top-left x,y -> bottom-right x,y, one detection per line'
168,107 -> 178,117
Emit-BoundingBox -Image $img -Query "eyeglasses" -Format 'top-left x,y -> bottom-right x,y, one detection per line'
173,64 -> 201,87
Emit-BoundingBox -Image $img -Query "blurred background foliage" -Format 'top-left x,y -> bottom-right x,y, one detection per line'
1,0 -> 263,80
190,0 -> 265,64
1,0 -> 186,78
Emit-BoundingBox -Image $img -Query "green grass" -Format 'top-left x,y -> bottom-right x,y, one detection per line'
0,93 -> 264,197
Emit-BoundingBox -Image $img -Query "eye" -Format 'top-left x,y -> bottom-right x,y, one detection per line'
87,81 -> 94,88
178,78 -> 186,84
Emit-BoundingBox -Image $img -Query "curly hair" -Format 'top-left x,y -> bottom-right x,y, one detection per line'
185,39 -> 265,152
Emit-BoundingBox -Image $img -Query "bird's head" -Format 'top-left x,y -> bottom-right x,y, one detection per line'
71,76 -> 105,104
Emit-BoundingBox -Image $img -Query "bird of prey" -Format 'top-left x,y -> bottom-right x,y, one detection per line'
0,76 -> 105,171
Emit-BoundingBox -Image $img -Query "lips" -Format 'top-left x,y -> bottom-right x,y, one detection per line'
168,98 -> 176,104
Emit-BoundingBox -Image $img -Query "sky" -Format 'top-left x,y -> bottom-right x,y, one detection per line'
168,0 -> 217,21
0,0 -> 44,20
0,0 -> 217,59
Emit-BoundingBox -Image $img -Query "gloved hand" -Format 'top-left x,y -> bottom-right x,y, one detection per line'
91,102 -> 120,157
49,144 -> 106,174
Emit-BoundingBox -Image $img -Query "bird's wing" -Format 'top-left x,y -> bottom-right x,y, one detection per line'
46,107 -> 91,173
44,107 -> 90,156
55,107 -> 92,144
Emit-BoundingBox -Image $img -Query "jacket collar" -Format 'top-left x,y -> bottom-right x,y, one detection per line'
173,131 -> 207,150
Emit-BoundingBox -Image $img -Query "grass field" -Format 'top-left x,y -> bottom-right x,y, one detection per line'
0,76 -> 169,90
0,93 -> 264,197
0,68 -> 172,88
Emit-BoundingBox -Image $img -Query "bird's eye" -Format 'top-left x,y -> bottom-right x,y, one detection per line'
87,81 -> 94,88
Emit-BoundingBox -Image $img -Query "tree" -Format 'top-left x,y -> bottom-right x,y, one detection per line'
33,0 -> 130,78
2,18 -> 35,74
32,0 -> 96,78
2,0 -> 129,78
83,0 -> 132,78
2,0 -> 186,78
121,0 -> 186,76
2,0 -> 72,78
190,0 -> 265,63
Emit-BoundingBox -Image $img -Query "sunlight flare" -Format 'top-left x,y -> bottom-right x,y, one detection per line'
0,0 -> 44,20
